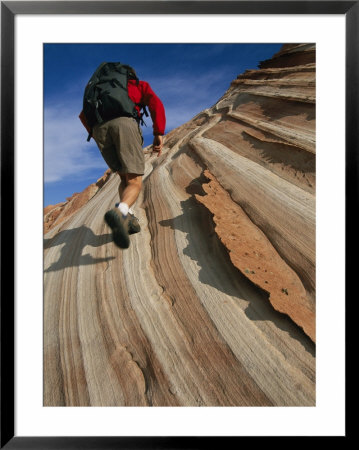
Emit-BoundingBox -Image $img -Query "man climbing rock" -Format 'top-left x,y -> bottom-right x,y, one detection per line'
80,63 -> 166,249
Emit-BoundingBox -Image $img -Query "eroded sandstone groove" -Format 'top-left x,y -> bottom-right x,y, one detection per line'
44,44 -> 316,406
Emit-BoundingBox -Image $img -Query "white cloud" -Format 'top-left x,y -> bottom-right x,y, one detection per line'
152,69 -> 231,102
44,104 -> 107,183
146,68 -> 233,132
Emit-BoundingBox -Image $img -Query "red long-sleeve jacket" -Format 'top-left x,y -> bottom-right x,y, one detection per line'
127,79 -> 166,136
79,79 -> 166,137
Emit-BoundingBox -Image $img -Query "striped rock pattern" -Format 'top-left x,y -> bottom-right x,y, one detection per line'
44,44 -> 316,406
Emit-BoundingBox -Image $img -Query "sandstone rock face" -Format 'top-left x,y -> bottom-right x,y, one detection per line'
44,44 -> 316,406
44,169 -> 112,233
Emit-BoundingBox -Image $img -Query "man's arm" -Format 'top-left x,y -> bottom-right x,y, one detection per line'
152,134 -> 164,157
141,81 -> 166,136
140,81 -> 166,157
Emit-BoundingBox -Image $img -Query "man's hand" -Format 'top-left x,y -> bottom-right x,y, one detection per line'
152,135 -> 164,157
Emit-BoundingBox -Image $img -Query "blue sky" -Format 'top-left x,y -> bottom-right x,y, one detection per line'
44,43 -> 283,206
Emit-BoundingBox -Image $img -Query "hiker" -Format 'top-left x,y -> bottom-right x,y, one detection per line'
79,63 -> 166,249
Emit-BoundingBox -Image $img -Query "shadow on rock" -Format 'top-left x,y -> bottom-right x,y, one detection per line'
44,225 -> 115,273
159,195 -> 315,357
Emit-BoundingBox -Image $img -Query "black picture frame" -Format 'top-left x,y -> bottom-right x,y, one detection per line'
1,1 -> 354,448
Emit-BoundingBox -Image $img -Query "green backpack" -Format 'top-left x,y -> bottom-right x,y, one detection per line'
82,62 -> 144,140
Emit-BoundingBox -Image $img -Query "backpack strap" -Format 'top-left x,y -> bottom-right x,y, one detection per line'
142,105 -> 149,117
135,103 -> 149,126
94,103 -> 103,123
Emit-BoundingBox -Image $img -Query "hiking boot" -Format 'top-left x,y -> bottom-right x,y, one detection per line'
128,213 -> 141,234
114,203 -> 141,235
104,208 -> 130,249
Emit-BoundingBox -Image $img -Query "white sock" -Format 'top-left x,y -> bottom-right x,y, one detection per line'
118,202 -> 129,217
117,201 -> 134,215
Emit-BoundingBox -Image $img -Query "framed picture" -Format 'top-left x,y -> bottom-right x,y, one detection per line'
1,1 -> 354,447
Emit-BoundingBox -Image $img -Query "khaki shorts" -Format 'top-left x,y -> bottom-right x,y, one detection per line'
92,116 -> 144,175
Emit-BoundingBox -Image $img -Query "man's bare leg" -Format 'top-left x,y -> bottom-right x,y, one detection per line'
104,172 -> 142,248
118,176 -> 125,201
117,173 -> 142,215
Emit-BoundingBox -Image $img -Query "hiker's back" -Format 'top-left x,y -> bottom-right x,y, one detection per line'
83,62 -> 140,130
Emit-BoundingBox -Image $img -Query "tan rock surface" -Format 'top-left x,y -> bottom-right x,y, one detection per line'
44,44 -> 316,406
196,170 -> 315,342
